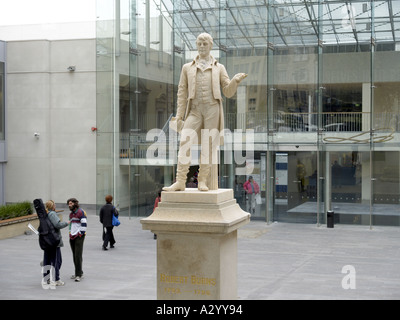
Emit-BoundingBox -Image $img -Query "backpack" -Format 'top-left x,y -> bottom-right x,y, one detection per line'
33,198 -> 61,250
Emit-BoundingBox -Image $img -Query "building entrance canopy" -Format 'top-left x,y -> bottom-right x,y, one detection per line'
157,0 -> 400,51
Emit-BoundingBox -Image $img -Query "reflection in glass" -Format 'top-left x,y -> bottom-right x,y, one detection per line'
95,0 -> 400,226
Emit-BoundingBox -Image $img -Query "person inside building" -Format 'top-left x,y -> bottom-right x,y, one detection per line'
243,176 -> 260,214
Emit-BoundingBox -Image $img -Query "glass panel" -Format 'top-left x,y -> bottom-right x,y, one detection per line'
223,1 -> 268,219
273,151 -> 318,223
321,1 -> 373,227
125,0 -> 176,217
265,150 -> 274,223
96,0 -> 115,211
372,151 -> 400,226
232,151 -> 266,219
0,62 -> 4,140
329,150 -> 367,225
372,1 -> 400,225
268,3 -> 319,145
317,147 -> 326,226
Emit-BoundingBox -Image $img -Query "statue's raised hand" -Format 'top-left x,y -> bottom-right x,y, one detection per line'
233,73 -> 248,84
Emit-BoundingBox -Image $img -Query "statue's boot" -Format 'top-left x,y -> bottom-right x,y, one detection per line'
197,164 -> 211,192
162,163 -> 189,191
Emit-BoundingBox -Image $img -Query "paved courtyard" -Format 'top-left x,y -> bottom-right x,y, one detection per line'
1,207 -> 399,300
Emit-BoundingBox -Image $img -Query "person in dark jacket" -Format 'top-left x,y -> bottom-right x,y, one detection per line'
43,200 -> 69,286
99,194 -> 118,251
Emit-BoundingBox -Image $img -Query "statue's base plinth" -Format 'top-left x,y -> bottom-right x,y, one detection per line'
141,188 -> 250,300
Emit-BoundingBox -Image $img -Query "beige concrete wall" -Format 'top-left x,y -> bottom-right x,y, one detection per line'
6,39 -> 96,205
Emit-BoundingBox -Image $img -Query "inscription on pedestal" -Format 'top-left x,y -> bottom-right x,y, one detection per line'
160,273 -> 217,297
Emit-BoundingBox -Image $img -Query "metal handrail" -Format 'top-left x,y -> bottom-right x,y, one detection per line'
119,112 -> 399,158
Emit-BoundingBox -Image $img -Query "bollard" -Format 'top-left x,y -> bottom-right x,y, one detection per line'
327,210 -> 334,228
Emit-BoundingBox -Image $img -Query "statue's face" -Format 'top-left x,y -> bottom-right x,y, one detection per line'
196,38 -> 212,58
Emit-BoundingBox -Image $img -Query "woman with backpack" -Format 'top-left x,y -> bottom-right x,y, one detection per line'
43,200 -> 69,286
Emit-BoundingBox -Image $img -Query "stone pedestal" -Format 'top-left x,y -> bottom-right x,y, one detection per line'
141,188 -> 250,300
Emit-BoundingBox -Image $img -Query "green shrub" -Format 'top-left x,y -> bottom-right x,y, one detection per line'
0,201 -> 34,221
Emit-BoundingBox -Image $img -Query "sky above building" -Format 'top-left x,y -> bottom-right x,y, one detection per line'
0,0 -> 96,26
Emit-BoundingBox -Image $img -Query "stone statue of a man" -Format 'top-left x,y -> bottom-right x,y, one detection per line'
163,33 -> 247,192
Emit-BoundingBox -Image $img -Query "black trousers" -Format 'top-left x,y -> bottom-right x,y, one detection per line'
102,226 -> 116,248
69,235 -> 85,277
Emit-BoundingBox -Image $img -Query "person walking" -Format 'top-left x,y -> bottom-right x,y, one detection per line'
99,194 -> 118,250
243,176 -> 260,214
67,198 -> 87,282
43,200 -> 68,286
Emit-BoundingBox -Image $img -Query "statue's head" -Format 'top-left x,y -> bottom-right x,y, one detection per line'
196,33 -> 213,58
196,33 -> 213,46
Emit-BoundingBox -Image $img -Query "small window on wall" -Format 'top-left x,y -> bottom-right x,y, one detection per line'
249,98 -> 256,111
0,62 -> 4,140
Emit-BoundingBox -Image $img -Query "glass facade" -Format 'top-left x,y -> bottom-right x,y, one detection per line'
0,40 -> 6,206
0,57 -> 4,141
96,0 -> 400,227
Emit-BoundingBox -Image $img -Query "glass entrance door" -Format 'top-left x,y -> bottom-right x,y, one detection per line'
372,151 -> 400,227
273,151 -> 318,223
329,150 -> 364,225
